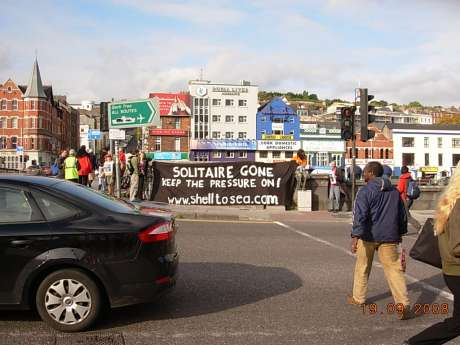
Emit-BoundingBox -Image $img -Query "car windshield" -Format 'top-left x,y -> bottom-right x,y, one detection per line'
53,181 -> 140,214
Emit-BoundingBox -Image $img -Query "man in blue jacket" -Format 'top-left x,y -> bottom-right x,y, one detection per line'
348,161 -> 410,319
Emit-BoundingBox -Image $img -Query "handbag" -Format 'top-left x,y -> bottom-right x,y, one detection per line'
409,218 -> 442,269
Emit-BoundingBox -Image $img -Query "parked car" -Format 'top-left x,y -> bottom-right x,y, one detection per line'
0,176 -> 178,332
24,164 -> 42,176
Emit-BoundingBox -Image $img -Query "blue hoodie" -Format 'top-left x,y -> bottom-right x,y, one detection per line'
352,177 -> 407,242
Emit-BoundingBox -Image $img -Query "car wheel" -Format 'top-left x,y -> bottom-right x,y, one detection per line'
36,269 -> 102,332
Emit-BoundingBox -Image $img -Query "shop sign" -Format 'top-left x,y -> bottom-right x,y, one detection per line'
149,129 -> 188,136
190,139 -> 257,151
153,152 -> 186,160
420,166 -> 438,173
302,140 -> 345,152
257,140 -> 301,151
262,134 -> 294,140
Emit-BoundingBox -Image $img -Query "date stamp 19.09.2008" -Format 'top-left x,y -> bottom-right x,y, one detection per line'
362,303 -> 449,316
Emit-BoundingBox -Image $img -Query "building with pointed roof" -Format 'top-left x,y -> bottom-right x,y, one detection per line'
0,59 -> 79,169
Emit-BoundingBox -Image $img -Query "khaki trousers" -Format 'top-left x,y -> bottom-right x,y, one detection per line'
129,173 -> 139,201
352,240 -> 409,306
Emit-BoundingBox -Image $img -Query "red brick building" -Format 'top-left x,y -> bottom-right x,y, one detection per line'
0,59 -> 79,169
345,126 -> 394,166
147,92 -> 191,155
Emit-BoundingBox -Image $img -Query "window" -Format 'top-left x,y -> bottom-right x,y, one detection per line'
225,99 -> 234,106
31,118 -> 36,128
289,117 -> 295,124
225,132 -> 233,139
319,153 -> 329,166
0,136 -> 6,149
212,115 -> 220,122
261,130 -> 266,136
424,137 -> 429,148
261,116 -> 266,122
212,131 -> 220,139
259,151 -> 268,159
212,99 -> 221,106
238,99 -> 247,107
154,137 -> 161,151
12,118 -> 18,129
212,151 -> 221,158
285,151 -> 294,159
1,100 -> 6,110
175,138 -> 181,152
380,149 -> 384,159
425,153 -> 429,166
225,151 -> 235,158
225,115 -> 234,123
453,154 -> 460,166
0,188 -> 36,223
238,116 -> 247,123
30,100 -> 35,110
273,118 -> 284,123
289,130 -> 295,135
365,148 -> 369,159
453,138 -> 460,148
12,99 -> 18,111
239,151 -> 247,158
272,151 -> 281,159
273,130 -> 283,135
38,117 -> 43,129
238,132 -> 247,139
438,137 -> 443,148
402,153 -> 415,166
7,87 -> 12,93
175,118 -> 180,129
0,118 -> 4,128
439,153 -> 443,166
385,149 -> 390,159
32,191 -> 79,221
11,137 -> 17,149
402,137 -> 414,147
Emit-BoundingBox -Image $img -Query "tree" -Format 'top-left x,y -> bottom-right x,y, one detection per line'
438,115 -> 460,124
408,101 -> 423,108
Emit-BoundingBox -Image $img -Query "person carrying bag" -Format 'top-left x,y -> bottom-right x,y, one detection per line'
405,163 -> 460,345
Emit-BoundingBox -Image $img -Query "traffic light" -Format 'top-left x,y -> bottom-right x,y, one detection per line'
359,88 -> 375,142
340,107 -> 355,140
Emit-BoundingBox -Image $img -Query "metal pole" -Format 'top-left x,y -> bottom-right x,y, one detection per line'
114,140 -> 121,198
352,136 -> 356,209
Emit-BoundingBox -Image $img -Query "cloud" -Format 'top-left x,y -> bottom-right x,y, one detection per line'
0,0 -> 459,106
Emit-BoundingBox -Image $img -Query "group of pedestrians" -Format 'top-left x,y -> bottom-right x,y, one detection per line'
54,145 -> 96,185
53,146 -> 149,201
347,161 -> 460,344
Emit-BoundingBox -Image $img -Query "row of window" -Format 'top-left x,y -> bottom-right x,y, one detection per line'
402,137 -> 460,149
0,99 -> 50,112
211,151 -> 248,159
152,137 -> 181,152
211,115 -> 247,123
260,116 -> 296,123
0,136 -> 48,150
0,117 -> 49,129
401,153 -> 460,167
348,148 -> 391,159
194,98 -> 248,107
211,132 -> 247,139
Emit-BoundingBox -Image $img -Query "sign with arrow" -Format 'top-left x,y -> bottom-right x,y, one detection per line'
109,98 -> 160,128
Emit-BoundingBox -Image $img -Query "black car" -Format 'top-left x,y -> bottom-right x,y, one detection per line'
0,176 -> 178,332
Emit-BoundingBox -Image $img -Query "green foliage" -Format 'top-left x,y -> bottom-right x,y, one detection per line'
438,115 -> 460,124
408,101 -> 423,108
370,100 -> 388,107
258,90 -> 321,102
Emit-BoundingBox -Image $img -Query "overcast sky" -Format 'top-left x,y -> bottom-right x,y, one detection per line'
1,0 -> 459,106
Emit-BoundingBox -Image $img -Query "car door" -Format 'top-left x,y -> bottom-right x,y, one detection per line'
0,185 -> 52,305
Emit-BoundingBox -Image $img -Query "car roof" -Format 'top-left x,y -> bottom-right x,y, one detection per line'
0,175 -> 62,187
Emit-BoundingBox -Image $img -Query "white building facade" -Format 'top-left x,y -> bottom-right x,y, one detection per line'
188,80 -> 259,141
390,124 -> 460,176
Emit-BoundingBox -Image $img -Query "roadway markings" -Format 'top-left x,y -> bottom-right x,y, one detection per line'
177,219 -> 273,224
274,221 -> 454,302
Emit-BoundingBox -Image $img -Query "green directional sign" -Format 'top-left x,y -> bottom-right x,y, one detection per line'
109,98 -> 160,128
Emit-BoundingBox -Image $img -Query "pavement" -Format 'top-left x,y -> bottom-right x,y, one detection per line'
1,218 -> 457,345
164,203 -> 436,227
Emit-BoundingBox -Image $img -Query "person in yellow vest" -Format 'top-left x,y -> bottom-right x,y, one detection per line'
64,149 -> 79,183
